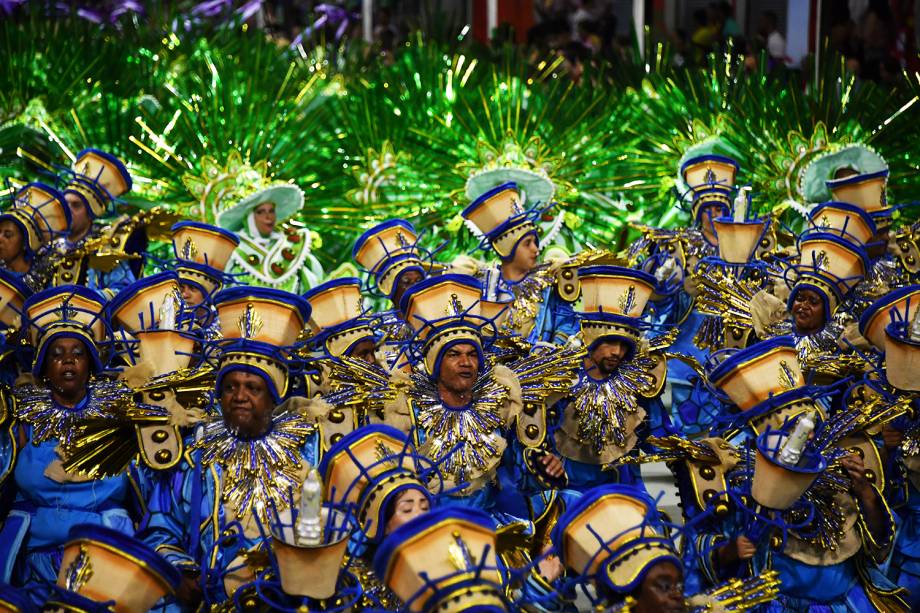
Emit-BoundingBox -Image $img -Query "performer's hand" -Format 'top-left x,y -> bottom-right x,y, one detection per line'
540,453 -> 565,479
881,426 -> 904,450
734,535 -> 756,560
841,453 -> 872,497
717,535 -> 756,566
176,571 -> 202,608
536,547 -> 565,583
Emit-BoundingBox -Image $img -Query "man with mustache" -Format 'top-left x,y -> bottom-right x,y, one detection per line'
140,287 -> 328,608
379,274 -> 578,514
541,264 -> 672,495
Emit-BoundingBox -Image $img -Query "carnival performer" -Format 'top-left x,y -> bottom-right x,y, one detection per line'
140,286 -> 325,608
319,424 -> 438,609
694,201 -> 874,385
863,286 -> 920,611
0,285 -> 148,605
551,484 -> 780,613
56,149 -> 139,293
351,219 -> 429,366
217,179 -> 323,293
0,182 -> 71,292
543,264 -> 672,494
688,337 -> 908,611
459,181 -> 578,347
380,273 -> 579,514
631,148 -> 744,437
170,221 -> 240,342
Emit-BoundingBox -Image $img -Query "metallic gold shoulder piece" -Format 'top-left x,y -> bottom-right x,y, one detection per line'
688,570 -> 781,612
642,435 -> 724,464
510,344 -> 583,407
81,208 -> 182,272
663,351 -> 707,380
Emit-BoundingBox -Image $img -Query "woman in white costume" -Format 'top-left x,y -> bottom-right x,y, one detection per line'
217,181 -> 324,293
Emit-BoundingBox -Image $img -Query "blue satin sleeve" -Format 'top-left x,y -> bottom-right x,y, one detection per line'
87,261 -> 136,294
530,288 -> 578,345
140,457 -> 212,574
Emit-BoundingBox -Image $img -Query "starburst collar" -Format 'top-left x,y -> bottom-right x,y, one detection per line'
407,368 -> 510,489
490,263 -> 555,333
14,379 -> 133,447
568,354 -> 661,455
193,407 -> 316,525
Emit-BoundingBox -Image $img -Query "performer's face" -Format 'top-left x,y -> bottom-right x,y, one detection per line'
180,283 -> 205,308
0,220 -> 24,264
437,343 -> 480,396
512,233 -> 539,271
347,339 -> 378,366
792,288 -> 825,335
253,202 -> 277,236
393,269 -> 423,307
589,339 -> 629,376
698,204 -> 723,245
632,561 -> 686,613
65,193 -> 91,240
221,370 -> 275,437
44,337 -> 91,406
384,488 -> 430,535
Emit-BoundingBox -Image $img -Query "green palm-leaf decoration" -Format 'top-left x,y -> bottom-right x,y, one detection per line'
130,31 -> 339,225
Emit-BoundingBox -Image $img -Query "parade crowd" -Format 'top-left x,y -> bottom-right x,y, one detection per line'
0,137 -> 919,613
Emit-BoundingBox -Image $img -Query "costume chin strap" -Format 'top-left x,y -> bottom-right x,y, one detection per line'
245,210 -> 281,246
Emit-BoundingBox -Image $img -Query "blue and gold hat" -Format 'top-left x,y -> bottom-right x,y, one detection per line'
107,272 -> 183,334
0,184 -> 69,261
319,424 -> 435,543
707,336 -> 825,434
859,285 -> 920,351
63,149 -> 132,219
807,202 -> 877,247
551,484 -> 678,595
56,523 -> 180,612
265,468 -> 355,602
23,285 -> 107,376
577,265 -> 655,355
712,216 -> 770,265
373,507 -> 507,613
681,154 -> 739,194
0,268 -> 32,330
802,145 -> 890,225
884,314 -> 920,392
461,182 -> 543,260
710,190 -> 770,264
399,274 -> 486,377
2,182 -> 72,255
302,277 -> 377,358
787,231 -> 868,321
171,221 -> 240,298
212,285 -> 311,402
751,427 -> 827,510
680,155 -> 739,227
353,219 -> 427,299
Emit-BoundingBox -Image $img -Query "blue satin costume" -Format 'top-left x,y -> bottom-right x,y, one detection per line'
140,423 -> 321,608
0,405 -> 144,605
